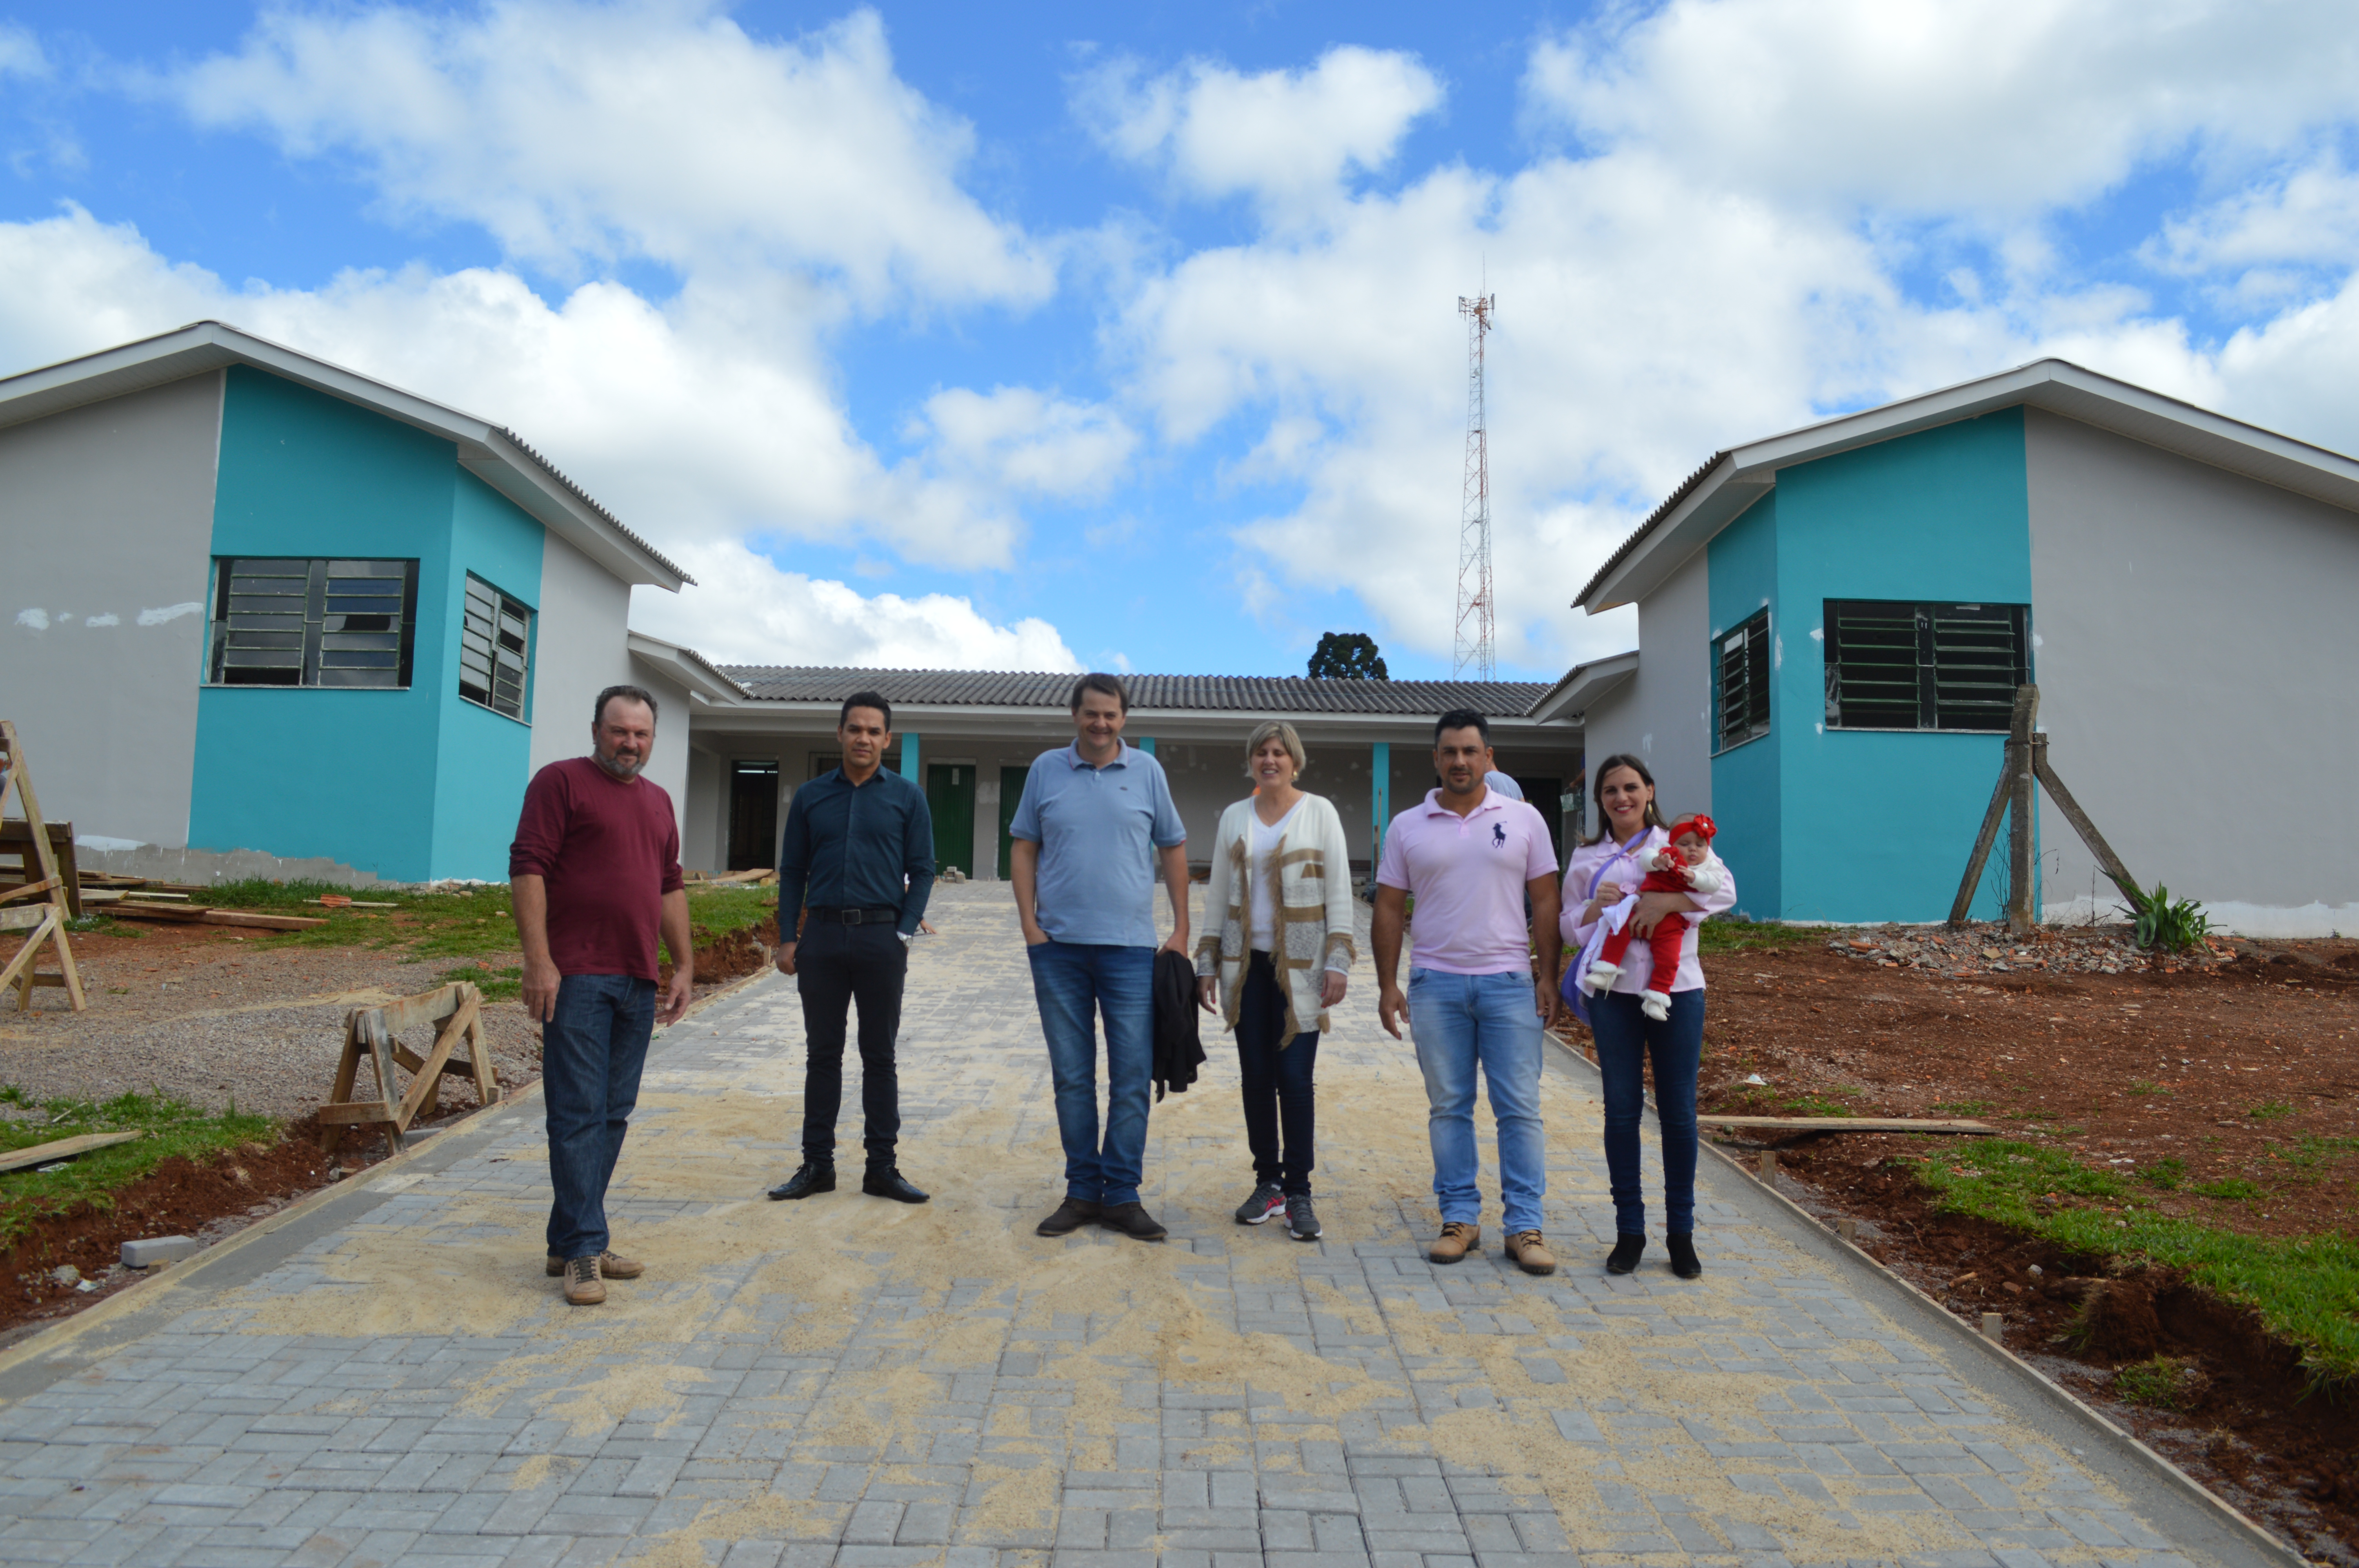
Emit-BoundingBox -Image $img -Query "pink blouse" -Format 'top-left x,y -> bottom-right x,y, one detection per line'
1560,824 -> 1739,995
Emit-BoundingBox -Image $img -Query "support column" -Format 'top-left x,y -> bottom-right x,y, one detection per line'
901,731 -> 921,782
1135,736 -> 1155,755
1370,741 -> 1390,866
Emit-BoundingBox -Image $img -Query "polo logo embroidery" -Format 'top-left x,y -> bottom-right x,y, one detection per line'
1492,824 -> 1506,847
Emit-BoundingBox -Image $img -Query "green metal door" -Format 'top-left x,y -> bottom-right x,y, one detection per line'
997,764 -> 1030,880
925,764 -> 976,877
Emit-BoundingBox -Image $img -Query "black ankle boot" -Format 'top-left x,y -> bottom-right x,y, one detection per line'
1667,1232 -> 1701,1279
1606,1234 -> 1645,1275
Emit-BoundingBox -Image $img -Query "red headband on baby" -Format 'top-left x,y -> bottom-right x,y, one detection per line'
1668,813 -> 1716,842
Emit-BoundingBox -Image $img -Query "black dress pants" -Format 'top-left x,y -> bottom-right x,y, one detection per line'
1235,951 -> 1319,1196
795,920 -> 907,1171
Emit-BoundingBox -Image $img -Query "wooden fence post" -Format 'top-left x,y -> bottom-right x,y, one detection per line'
2006,686 -> 2040,935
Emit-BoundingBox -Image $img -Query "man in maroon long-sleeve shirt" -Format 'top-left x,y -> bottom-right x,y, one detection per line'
511,685 -> 694,1307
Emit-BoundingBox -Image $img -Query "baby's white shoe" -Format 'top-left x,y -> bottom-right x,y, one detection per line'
1583,960 -> 1621,993
1639,990 -> 1672,1022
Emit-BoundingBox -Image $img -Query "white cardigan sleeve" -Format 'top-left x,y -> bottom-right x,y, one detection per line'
1195,801 -> 1242,975
1317,797 -> 1356,970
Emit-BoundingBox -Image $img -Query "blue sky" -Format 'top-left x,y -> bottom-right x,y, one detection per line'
6,1 -> 2359,680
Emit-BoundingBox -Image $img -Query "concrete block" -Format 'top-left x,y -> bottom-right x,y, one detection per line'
121,1237 -> 200,1269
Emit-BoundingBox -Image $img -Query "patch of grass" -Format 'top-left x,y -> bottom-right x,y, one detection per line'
1913,1140 -> 2359,1381
1699,918 -> 1832,954
209,880 -> 522,960
2140,1157 -> 2186,1191
440,964 -> 523,1003
1779,1093 -> 1860,1118
1933,1099 -> 1995,1116
0,1091 -> 279,1248
2128,1079 -> 2170,1097
2193,1178 -> 2263,1202
685,885 -> 777,942
65,914 -> 140,937
2283,1136 -> 2359,1172
2114,1355 -> 2202,1410
2247,1101 -> 2295,1120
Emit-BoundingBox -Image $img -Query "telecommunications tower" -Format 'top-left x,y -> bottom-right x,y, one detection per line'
1453,293 -> 1496,680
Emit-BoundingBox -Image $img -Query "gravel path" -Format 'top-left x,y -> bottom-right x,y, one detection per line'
0,924 -> 539,1117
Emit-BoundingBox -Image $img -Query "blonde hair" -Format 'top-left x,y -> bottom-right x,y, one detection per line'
1244,720 -> 1307,779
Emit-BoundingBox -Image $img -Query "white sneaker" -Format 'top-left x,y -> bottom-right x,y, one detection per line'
1639,991 -> 1671,1022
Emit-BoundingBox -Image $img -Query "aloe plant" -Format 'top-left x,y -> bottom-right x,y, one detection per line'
2122,881 -> 2210,952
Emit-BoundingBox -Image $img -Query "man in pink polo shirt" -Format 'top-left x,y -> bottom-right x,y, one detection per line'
1373,710 -> 1563,1275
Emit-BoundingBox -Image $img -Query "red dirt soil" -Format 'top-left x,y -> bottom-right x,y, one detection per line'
1554,924 -> 2359,1563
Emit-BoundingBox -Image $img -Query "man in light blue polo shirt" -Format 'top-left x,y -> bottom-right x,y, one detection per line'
1010,672 -> 1190,1243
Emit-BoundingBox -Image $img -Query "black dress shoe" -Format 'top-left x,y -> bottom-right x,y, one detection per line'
1605,1234 -> 1646,1275
1035,1197 -> 1101,1237
767,1162 -> 835,1200
862,1169 -> 930,1204
1099,1201 -> 1168,1242
1667,1231 -> 1702,1279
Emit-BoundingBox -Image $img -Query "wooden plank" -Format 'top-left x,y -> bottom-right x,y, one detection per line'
201,910 -> 327,931
103,902 -> 210,923
121,891 -> 193,902
396,989 -> 479,1128
373,983 -> 466,1036
0,1129 -> 144,1174
321,1017 -> 364,1157
2005,686 -> 2040,935
1948,750 -> 2014,926
316,1101 -> 398,1125
2034,744 -> 2141,904
361,1013 -> 406,1149
0,906 -> 47,933
0,877 -> 59,908
0,910 -> 54,995
1701,1115 -> 1996,1134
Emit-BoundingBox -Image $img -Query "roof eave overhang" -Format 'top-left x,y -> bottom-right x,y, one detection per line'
1527,650 -> 1640,723
692,702 -> 1582,744
627,633 -> 748,704
0,320 -> 689,592
1579,358 -> 2359,615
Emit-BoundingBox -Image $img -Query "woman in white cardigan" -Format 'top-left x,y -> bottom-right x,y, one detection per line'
1194,720 -> 1357,1242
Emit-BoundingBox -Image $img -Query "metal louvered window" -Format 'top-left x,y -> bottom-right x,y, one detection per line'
207,558 -> 417,688
1713,609 -> 1772,754
458,575 -> 533,720
1824,599 -> 2030,731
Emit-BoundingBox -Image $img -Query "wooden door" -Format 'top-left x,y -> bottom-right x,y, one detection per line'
926,764 -> 977,877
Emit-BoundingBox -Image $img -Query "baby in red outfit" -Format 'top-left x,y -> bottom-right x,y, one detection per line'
1584,814 -> 1727,1021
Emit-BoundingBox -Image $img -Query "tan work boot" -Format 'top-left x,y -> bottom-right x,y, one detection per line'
546,1250 -> 643,1279
1428,1221 -> 1480,1265
562,1254 -> 605,1306
1505,1230 -> 1558,1276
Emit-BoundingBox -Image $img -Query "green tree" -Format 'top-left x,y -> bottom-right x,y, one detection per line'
1307,632 -> 1389,680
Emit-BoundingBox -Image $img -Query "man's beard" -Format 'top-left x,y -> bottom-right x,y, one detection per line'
595,748 -> 646,779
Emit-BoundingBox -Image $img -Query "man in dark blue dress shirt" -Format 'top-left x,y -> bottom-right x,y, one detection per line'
768,690 -> 935,1204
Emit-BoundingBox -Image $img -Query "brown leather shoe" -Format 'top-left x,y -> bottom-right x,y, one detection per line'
1505,1230 -> 1558,1276
562,1255 -> 605,1306
1429,1221 -> 1480,1265
545,1250 -> 643,1279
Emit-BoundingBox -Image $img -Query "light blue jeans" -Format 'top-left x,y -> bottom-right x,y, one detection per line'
1406,966 -> 1547,1234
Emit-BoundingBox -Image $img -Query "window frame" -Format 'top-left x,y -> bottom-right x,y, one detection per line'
456,573 -> 535,723
1712,608 -> 1773,755
205,557 -> 419,690
1822,598 -> 2031,733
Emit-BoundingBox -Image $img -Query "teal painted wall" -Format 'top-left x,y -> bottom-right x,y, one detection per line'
191,368 -> 554,882
1771,409 -> 2034,921
1706,492 -> 1781,917
428,470 -> 543,879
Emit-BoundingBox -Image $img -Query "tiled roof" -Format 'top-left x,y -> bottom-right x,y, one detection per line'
718,666 -> 1559,717
1572,450 -> 1726,610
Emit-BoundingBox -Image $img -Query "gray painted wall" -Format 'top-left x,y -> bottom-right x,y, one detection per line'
1579,544 -> 1713,824
0,373 -> 222,849
2026,410 -> 2359,935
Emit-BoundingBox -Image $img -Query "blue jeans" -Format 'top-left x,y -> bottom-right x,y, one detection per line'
1027,940 -> 1154,1207
1590,986 -> 1704,1236
1405,967 -> 1547,1234
541,973 -> 656,1261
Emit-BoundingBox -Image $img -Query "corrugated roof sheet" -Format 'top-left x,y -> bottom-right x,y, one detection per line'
719,666 -> 1558,717
496,427 -> 693,587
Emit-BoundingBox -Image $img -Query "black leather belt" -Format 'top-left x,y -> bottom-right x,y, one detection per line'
808,906 -> 901,925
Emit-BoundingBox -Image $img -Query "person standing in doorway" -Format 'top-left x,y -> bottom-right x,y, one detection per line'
1372,710 -> 1563,1276
513,686 -> 694,1307
768,691 -> 936,1206
1010,673 -> 1190,1243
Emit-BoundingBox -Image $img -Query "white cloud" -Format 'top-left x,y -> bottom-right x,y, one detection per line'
0,22 -> 46,78
1525,0 -> 2359,219
628,540 -> 1078,670
164,1 -> 1052,309
912,386 -> 1136,500
2147,154 -> 2359,278
1078,46 -> 1441,215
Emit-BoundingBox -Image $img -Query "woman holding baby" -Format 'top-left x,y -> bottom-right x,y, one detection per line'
1561,755 -> 1737,1280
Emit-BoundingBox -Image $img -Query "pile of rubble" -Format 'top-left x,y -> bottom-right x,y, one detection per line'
1826,922 -> 2230,978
